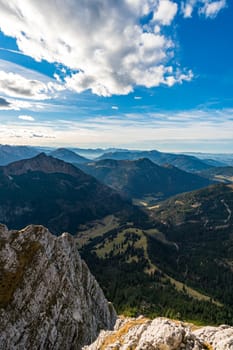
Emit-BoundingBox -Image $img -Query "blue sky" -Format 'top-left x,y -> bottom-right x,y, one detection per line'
0,0 -> 232,152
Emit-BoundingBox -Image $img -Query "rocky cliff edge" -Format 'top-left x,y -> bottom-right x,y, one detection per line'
0,224 -> 116,350
83,316 -> 233,350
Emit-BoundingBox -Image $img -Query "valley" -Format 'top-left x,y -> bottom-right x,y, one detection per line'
1,148 -> 233,328
78,183 -> 233,325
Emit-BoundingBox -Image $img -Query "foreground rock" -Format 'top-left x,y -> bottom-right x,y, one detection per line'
0,224 -> 116,350
194,325 -> 233,350
83,316 -> 233,350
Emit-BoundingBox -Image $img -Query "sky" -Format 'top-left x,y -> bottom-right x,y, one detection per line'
0,0 -> 232,152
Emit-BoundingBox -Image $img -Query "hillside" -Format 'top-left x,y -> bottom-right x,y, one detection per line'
200,166 -> 233,183
79,184 -> 233,325
79,158 -> 211,201
2,224 -> 233,350
97,150 -> 212,173
0,154 -> 145,234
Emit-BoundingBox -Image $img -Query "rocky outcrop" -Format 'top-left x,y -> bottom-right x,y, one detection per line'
83,316 -> 233,350
194,325 -> 233,350
0,224 -> 116,350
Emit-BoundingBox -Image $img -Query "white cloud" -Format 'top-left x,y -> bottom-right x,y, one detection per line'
134,96 -> 142,100
18,115 -> 35,121
1,108 -> 233,149
182,0 -> 227,18
200,0 -> 226,18
111,106 -> 119,110
0,1 -> 226,98
0,58 -> 51,83
0,70 -> 61,100
153,0 -> 178,25
181,1 -> 196,17
0,0 -> 192,97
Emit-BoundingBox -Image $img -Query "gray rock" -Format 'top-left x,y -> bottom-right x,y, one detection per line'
84,316 -> 233,350
194,325 -> 233,350
0,224 -> 116,350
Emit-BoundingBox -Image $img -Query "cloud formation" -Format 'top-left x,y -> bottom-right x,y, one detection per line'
0,1 -> 226,97
153,0 -> 178,25
2,108 -> 232,148
0,0 -> 194,97
182,0 -> 227,18
18,115 -> 35,121
0,70 -> 61,100
200,0 -> 226,18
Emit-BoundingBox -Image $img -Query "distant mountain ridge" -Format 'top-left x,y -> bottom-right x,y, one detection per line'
0,153 -> 144,234
50,148 -> 89,163
0,145 -> 229,172
71,147 -> 129,159
97,150 -> 213,172
185,152 -> 233,166
79,158 -> 211,200
0,145 -> 39,165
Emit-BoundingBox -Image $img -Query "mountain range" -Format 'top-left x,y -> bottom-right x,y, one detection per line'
0,145 -> 39,165
185,152 -> 233,167
1,149 -> 233,326
97,150 -> 214,172
0,145 -> 229,173
78,158 -> 211,201
0,153 -> 144,234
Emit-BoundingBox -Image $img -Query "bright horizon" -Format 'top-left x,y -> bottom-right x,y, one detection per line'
0,1 -> 232,153
1,143 -> 233,156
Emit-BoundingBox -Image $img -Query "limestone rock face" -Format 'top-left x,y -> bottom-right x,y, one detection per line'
83,317 -> 203,350
83,316 -> 233,350
194,325 -> 233,350
0,224 -> 116,350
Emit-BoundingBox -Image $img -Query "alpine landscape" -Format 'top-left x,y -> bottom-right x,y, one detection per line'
1,1 -> 233,349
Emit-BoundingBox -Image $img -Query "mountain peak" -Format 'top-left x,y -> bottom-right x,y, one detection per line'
81,157 -> 210,200
134,157 -> 158,167
2,152 -> 83,177
0,153 -> 144,234
34,151 -> 47,158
